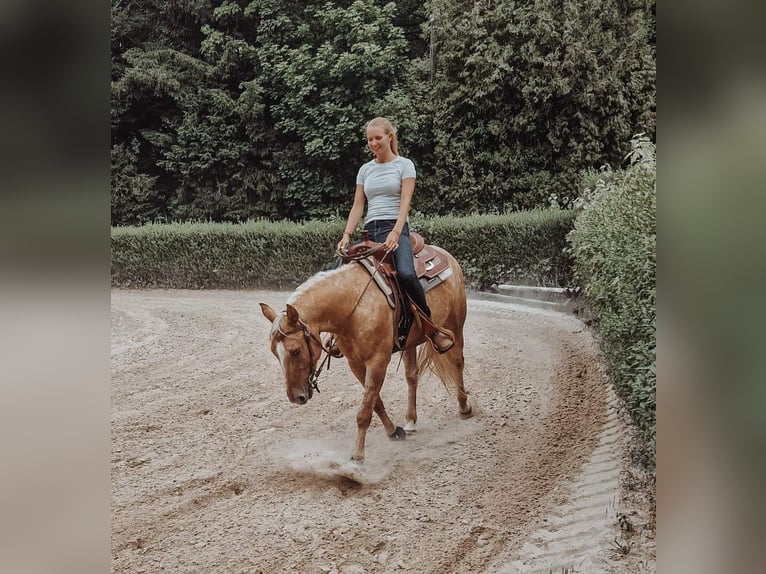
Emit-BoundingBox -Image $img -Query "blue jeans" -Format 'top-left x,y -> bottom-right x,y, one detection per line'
363,220 -> 431,316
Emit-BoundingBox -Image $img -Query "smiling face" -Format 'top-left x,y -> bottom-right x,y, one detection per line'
366,125 -> 393,162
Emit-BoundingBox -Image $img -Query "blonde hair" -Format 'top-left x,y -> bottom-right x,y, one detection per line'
366,117 -> 399,155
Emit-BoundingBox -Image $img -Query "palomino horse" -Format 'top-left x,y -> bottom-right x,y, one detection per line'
259,244 -> 474,462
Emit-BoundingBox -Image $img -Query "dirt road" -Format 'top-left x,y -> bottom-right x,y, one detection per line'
111,289 -> 654,573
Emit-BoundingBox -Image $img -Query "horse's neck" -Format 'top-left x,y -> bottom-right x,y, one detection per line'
291,267 -> 359,332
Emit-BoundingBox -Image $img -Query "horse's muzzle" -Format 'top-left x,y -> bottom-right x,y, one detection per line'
289,382 -> 313,405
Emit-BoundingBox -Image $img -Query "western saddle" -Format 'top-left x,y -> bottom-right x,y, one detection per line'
338,230 -> 453,352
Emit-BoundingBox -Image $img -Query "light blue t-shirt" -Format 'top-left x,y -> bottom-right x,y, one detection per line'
356,156 -> 416,222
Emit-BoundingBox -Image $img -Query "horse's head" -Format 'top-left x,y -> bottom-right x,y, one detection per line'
260,303 -> 323,405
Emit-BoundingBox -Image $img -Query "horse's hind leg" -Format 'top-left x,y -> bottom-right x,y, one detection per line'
403,348 -> 419,433
451,336 -> 473,418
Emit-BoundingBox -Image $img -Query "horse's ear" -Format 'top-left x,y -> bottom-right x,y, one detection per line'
285,304 -> 300,325
259,303 -> 277,323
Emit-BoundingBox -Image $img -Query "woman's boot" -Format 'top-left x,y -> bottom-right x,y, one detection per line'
412,304 -> 454,353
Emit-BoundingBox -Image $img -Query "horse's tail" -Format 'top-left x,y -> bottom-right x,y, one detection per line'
416,342 -> 461,394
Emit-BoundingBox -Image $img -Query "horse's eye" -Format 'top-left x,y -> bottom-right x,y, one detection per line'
290,348 -> 301,356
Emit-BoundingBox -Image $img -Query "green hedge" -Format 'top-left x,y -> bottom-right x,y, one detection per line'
111,210 -> 576,289
111,220 -> 345,289
567,137 -> 656,463
413,210 -> 576,289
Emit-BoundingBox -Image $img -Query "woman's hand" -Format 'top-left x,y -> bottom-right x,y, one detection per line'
337,232 -> 351,251
383,230 -> 400,252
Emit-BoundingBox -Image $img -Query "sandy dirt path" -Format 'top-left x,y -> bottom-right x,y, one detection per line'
111,289 -> 652,573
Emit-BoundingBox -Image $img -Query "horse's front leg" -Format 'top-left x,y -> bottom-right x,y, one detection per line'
403,348 -> 419,433
347,359 -> 400,436
350,362 -> 402,462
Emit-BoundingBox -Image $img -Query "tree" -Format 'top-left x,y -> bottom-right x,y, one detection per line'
110,0 -> 655,223
424,0 -> 656,213
110,0 -> 426,223
248,0 -> 423,218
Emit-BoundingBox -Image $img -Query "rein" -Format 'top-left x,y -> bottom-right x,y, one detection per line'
336,243 -> 394,320
276,241 -> 394,395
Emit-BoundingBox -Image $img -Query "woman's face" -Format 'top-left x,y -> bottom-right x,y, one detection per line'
366,125 -> 392,160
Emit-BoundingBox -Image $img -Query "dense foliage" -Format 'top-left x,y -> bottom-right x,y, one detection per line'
414,209 -> 576,289
111,210 -> 575,289
425,0 -> 656,213
111,0 -> 655,224
567,136 -> 656,461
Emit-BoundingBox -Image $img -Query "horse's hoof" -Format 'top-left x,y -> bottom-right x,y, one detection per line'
388,426 -> 406,441
404,420 -> 417,433
459,407 -> 473,419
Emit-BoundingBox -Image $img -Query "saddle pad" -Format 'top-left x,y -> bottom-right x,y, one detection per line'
357,258 -> 396,308
420,265 -> 453,293
357,255 -> 453,305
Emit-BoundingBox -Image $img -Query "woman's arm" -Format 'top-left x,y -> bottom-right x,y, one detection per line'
383,177 -> 415,251
337,184 -> 366,249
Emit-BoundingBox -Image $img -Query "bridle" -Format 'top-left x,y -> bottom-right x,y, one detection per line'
273,240 -> 395,396
275,314 -> 335,397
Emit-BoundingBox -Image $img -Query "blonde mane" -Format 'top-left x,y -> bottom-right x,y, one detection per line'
286,265 -> 350,305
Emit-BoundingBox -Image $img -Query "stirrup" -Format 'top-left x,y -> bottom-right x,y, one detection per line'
411,304 -> 454,353
427,328 -> 454,354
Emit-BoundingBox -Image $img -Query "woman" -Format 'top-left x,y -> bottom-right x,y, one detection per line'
337,117 -> 454,353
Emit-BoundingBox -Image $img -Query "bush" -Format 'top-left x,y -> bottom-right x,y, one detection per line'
111,220 -> 346,289
413,210 -> 576,289
567,136 -> 656,462
111,210 -> 577,290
